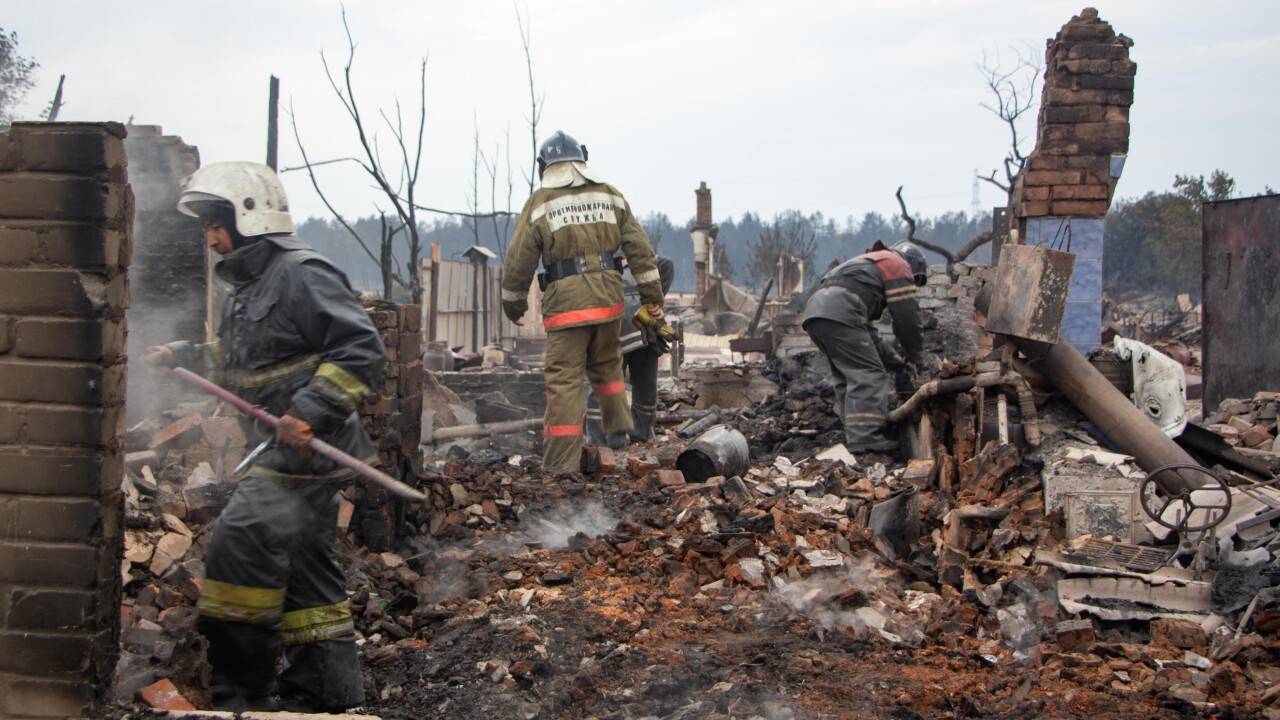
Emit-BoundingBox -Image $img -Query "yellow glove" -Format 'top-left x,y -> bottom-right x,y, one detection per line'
634,305 -> 677,341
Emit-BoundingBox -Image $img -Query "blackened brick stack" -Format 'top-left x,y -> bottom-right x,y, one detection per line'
0,122 -> 133,718
1015,7 -> 1135,219
356,301 -> 423,551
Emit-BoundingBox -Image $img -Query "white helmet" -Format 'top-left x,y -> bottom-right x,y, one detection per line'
177,161 -> 294,237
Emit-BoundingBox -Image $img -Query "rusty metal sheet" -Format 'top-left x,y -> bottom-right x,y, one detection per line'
984,243 -> 1076,343
1202,194 -> 1280,409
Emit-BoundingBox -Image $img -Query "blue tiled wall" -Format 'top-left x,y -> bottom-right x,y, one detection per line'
1025,217 -> 1105,353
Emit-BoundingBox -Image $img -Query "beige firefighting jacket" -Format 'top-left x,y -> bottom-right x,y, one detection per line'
501,161 -> 662,331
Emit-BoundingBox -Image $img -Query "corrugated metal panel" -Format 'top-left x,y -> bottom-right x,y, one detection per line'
1202,194 -> 1280,409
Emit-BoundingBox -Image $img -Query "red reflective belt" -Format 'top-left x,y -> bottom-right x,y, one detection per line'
543,303 -> 625,331
595,380 -> 625,397
544,424 -> 583,437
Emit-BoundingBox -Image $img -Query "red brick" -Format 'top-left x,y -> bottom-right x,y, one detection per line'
0,632 -> 93,675
1073,122 -> 1130,142
0,497 -> 100,543
1026,155 -> 1065,170
1020,186 -> 1049,201
6,589 -> 96,631
1020,201 -> 1051,217
1024,170 -> 1083,186
1053,184 -> 1109,200
0,174 -> 128,223
1045,87 -> 1109,106
0,361 -> 104,404
0,451 -> 111,495
0,317 -> 10,354
137,678 -> 196,711
1067,44 -> 1129,61
0,542 -> 99,587
1043,105 -> 1106,124
1079,74 -> 1134,90
1112,59 -> 1137,76
1060,58 -> 1114,75
0,678 -> 93,717
1050,199 -> 1109,216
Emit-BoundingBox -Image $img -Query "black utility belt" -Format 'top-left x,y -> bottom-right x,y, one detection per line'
538,254 -> 624,291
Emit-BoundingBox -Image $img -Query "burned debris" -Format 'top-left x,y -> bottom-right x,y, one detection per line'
1,6 -> 1278,720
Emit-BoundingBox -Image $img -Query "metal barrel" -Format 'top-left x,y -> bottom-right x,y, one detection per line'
676,424 -> 749,483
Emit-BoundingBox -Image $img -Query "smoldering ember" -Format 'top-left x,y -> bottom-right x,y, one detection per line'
0,4 -> 1278,720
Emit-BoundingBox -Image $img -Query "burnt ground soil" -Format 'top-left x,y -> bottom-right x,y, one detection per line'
354,469 -> 1189,720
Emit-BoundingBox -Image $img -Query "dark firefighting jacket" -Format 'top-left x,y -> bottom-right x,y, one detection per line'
170,235 -> 386,480
501,162 -> 663,331
802,250 -> 923,358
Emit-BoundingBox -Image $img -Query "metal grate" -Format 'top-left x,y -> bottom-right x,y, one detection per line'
1072,538 -> 1174,573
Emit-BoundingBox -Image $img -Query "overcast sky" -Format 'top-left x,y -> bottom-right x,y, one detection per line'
8,1 -> 1278,227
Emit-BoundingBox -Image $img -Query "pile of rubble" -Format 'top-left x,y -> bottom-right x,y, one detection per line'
111,321 -> 1280,718
1209,392 -> 1280,453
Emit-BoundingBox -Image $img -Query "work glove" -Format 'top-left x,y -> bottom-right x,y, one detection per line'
277,414 -> 315,457
634,304 -> 677,341
145,345 -> 176,368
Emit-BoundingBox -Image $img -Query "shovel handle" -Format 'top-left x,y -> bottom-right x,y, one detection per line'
171,368 -> 427,502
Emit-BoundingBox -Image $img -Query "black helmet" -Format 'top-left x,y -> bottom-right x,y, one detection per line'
892,241 -> 928,286
537,131 -> 588,177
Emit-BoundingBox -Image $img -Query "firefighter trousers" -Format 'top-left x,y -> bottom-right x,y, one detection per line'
543,320 -> 632,471
196,476 -> 362,711
804,317 -> 897,452
586,346 -> 659,444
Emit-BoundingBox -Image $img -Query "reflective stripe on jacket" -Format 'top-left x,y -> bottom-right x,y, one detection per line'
501,163 -> 662,331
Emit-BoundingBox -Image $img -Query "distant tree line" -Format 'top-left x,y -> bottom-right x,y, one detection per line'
295,207 -> 995,295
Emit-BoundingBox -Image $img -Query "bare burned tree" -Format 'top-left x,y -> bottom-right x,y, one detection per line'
748,213 -> 818,288
289,100 -> 407,299
978,45 -> 1043,198
479,132 -> 513,257
468,114 -> 482,248
514,2 -> 544,195
894,46 -> 1042,277
290,7 -> 428,303
895,185 -> 992,279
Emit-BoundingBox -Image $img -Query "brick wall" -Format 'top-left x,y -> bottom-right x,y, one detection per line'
1013,7 -> 1135,220
0,123 -> 132,718
122,126 -> 203,420
356,302 -> 422,551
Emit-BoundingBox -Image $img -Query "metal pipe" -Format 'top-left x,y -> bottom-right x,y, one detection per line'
974,288 -> 1204,494
170,368 -> 427,501
425,410 -> 710,444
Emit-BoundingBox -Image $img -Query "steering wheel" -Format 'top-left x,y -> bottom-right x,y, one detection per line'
1138,464 -> 1232,534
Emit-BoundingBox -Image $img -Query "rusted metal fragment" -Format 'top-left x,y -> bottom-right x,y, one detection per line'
985,243 -> 1076,343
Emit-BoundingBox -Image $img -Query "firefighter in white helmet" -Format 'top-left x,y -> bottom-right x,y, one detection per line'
147,161 -> 384,711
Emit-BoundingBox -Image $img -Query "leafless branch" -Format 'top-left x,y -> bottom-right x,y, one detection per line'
978,45 -> 1043,192
514,2 -> 543,194
312,5 -> 428,302
896,185 -> 992,279
288,99 -> 407,291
